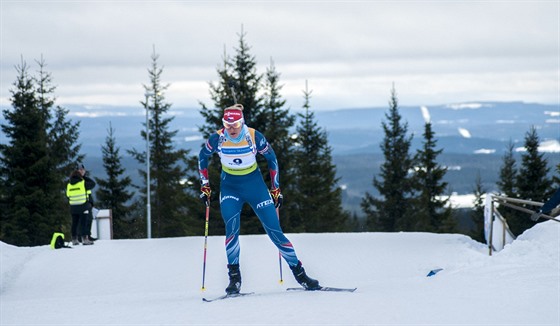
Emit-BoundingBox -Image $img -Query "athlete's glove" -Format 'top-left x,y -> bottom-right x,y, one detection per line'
200,183 -> 211,206
530,210 -> 543,221
270,188 -> 283,208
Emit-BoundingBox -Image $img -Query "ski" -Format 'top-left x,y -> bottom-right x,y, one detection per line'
202,292 -> 255,302
202,287 -> 355,302
287,286 -> 357,292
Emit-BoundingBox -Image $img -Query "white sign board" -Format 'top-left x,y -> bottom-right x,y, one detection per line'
90,208 -> 113,240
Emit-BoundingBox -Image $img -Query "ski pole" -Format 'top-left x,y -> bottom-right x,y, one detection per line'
201,203 -> 210,291
276,207 -> 283,284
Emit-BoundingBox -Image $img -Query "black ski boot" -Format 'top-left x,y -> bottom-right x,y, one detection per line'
225,264 -> 242,294
290,261 -> 320,290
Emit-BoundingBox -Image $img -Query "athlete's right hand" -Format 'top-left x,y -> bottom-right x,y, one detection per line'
270,188 -> 283,208
200,183 -> 211,206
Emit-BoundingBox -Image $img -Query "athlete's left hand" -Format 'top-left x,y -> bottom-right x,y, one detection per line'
270,188 -> 283,208
200,183 -> 211,206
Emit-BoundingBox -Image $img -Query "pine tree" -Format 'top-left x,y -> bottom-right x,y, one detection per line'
552,163 -> 560,189
35,56 -> 55,127
261,58 -> 299,232
470,171 -> 486,242
188,28 -> 270,235
227,29 -> 268,234
34,58 -> 66,234
548,163 -> 560,213
200,26 -> 264,129
508,126 -> 552,235
48,105 -> 83,188
497,140 -> 517,197
410,122 -> 454,232
292,81 -> 350,232
361,86 -> 413,232
1,57 -> 84,246
516,127 -> 552,200
129,49 -> 195,238
0,59 -> 52,246
0,56 -> 105,245
190,49 -> 237,236
36,58 -> 83,236
95,123 -> 135,239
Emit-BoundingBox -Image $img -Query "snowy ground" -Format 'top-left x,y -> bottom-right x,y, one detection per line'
1,221 -> 559,325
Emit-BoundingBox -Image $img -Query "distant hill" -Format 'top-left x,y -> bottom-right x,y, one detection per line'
33,101 -> 555,156
316,101 -> 559,155
1,101 -> 558,217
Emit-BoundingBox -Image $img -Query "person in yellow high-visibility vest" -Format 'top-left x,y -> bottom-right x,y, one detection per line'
66,163 -> 96,245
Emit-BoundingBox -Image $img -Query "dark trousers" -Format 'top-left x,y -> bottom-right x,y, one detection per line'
86,210 -> 93,236
70,205 -> 91,237
71,213 -> 80,237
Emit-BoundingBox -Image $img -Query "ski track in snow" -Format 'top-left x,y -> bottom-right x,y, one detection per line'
1,222 -> 559,325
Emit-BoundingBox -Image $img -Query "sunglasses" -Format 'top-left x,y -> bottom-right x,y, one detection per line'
222,119 -> 243,129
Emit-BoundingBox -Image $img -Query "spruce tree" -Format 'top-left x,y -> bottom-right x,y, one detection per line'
35,58 -> 83,236
261,59 -> 299,232
292,82 -> 349,232
34,58 -> 66,234
227,29 -> 267,234
410,122 -> 454,232
188,29 -> 270,235
95,123 -> 135,239
552,163 -> 560,189
516,127 -> 552,200
35,56 -> 55,128
49,106 -> 83,184
361,86 -> 413,232
497,140 -> 517,197
0,59 -> 52,246
470,171 -> 486,243
129,49 -> 195,238
509,126 -> 552,235
189,52 -> 234,237
1,57 -> 93,245
548,163 -> 560,213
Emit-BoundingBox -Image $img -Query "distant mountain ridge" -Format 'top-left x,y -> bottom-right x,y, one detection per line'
316,101 -> 559,155
33,101 -> 556,157
1,101 -> 558,216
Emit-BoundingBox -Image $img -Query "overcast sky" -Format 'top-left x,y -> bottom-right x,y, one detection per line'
1,1 -> 559,112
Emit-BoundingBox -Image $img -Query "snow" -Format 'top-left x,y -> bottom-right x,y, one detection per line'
516,139 -> 560,153
446,103 -> 492,110
447,193 -> 477,208
538,139 -> 560,153
474,148 -> 497,154
458,127 -> 472,138
1,222 -> 559,325
420,106 -> 431,123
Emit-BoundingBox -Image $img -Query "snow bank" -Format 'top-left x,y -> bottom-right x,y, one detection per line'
1,221 -> 558,325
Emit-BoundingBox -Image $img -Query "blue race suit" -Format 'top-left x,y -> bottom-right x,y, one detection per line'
199,125 -> 299,266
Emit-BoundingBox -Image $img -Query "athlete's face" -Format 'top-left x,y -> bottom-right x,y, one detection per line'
223,120 -> 243,138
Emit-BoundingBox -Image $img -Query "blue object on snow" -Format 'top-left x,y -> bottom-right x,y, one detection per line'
427,268 -> 443,277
